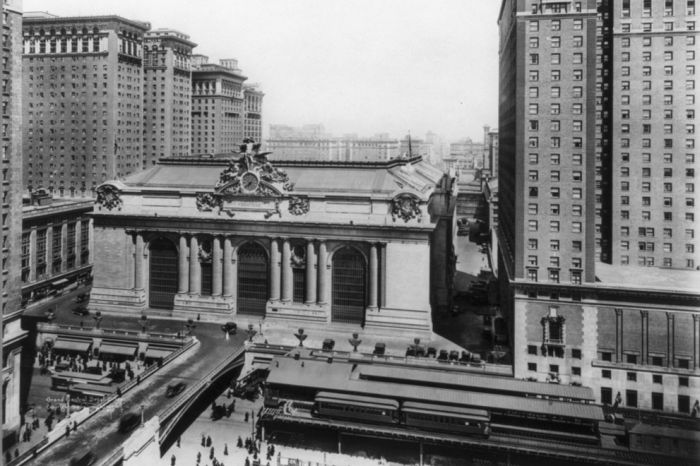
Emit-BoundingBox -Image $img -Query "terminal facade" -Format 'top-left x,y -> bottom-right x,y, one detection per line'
90,152 -> 456,334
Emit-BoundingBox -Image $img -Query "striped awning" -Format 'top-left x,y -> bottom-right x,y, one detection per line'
99,344 -> 136,357
144,348 -> 172,360
54,339 -> 91,353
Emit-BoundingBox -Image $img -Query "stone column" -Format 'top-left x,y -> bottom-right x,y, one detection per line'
379,242 -> 387,309
281,238 -> 292,303
212,237 -> 222,296
74,220 -> 82,267
305,240 -> 317,304
178,235 -> 189,294
317,240 -> 327,305
29,228 -> 37,282
368,243 -> 378,310
667,312 -> 675,368
693,314 -> 700,370
270,238 -> 280,302
223,238 -> 234,297
60,222 -> 68,273
189,236 -> 201,295
134,232 -> 145,290
615,308 -> 623,363
640,311 -> 649,365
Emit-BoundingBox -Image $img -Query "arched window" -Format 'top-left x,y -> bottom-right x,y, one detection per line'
237,242 -> 268,316
149,238 -> 178,309
331,247 -> 366,324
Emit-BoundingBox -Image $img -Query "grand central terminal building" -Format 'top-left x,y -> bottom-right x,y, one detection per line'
89,150 -> 456,333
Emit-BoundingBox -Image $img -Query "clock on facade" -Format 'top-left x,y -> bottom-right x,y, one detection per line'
241,171 -> 260,193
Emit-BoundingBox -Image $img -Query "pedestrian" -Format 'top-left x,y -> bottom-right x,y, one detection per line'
206,435 -> 212,447
177,436 -> 181,447
65,425 -> 70,437
692,400 -> 699,418
196,451 -> 201,463
201,434 -> 206,447
170,453 -> 176,465
223,443 -> 228,455
209,446 -> 214,459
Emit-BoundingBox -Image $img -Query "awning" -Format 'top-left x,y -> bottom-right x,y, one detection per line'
99,344 -> 137,357
144,348 -> 172,360
54,339 -> 91,353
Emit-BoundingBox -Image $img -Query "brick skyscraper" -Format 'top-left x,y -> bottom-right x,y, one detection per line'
22,14 -> 149,195
143,28 -> 196,167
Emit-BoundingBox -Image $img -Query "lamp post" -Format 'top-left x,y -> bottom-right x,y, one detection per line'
247,324 -> 257,343
93,311 -> 102,330
348,333 -> 362,352
294,328 -> 307,347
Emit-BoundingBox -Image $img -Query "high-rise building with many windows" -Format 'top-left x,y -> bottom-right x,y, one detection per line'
243,83 -> 264,143
604,0 -> 698,270
498,0 -> 598,287
142,28 -> 196,167
2,0 -> 25,436
498,0 -> 700,414
22,13 -> 150,195
191,56 -> 247,154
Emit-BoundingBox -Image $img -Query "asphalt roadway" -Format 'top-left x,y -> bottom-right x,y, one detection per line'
27,310 -> 247,466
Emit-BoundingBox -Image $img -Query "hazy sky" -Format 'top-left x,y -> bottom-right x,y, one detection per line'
24,0 -> 500,142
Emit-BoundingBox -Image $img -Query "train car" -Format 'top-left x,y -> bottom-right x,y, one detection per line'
401,401 -> 490,438
67,383 -> 114,406
314,391 -> 399,425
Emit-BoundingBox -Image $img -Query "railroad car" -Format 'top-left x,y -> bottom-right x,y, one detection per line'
314,391 -> 399,425
401,401 -> 490,437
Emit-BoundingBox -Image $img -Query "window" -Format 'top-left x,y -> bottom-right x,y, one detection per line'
572,349 -> 582,359
550,204 -> 560,216
652,393 -> 664,411
572,367 -> 581,376
653,374 -> 663,384
528,362 -> 537,371
626,390 -> 638,408
529,87 -> 539,98
551,69 -> 560,81
573,19 -> 582,30
528,345 -> 538,355
551,19 -> 560,31
528,239 -> 538,250
679,376 -> 689,386
601,387 -> 612,405
626,354 -> 638,364
550,240 -> 559,251
529,37 -> 539,48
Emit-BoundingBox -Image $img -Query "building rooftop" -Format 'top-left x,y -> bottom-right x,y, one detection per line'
22,13 -> 151,31
120,155 -> 443,200
22,196 -> 93,219
595,262 -> 700,294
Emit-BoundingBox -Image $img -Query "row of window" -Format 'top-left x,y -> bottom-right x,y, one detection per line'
618,21 -> 696,33
619,152 -> 695,164
621,35 -> 696,47
528,203 -> 583,216
528,186 -> 583,199
526,269 -> 582,284
620,255 -> 695,268
601,387 -> 693,413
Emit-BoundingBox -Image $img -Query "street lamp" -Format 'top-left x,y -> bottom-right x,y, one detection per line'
247,324 -> 257,343
294,328 -> 307,347
93,311 -> 102,330
348,333 -> 362,352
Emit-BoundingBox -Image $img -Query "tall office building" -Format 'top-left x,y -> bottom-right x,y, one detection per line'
2,0 -> 25,436
191,56 -> 247,154
604,0 -> 698,270
22,14 -> 150,195
498,0 -> 700,413
498,0 -> 598,286
243,83 -> 264,142
142,28 -> 196,167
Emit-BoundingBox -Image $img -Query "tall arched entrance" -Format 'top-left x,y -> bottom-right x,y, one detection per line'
149,238 -> 178,309
331,247 -> 366,325
237,242 -> 268,316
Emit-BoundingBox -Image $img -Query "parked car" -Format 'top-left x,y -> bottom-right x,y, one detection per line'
220,322 -> 237,334
165,382 -> 187,398
118,412 -> 140,434
72,306 -> 89,317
